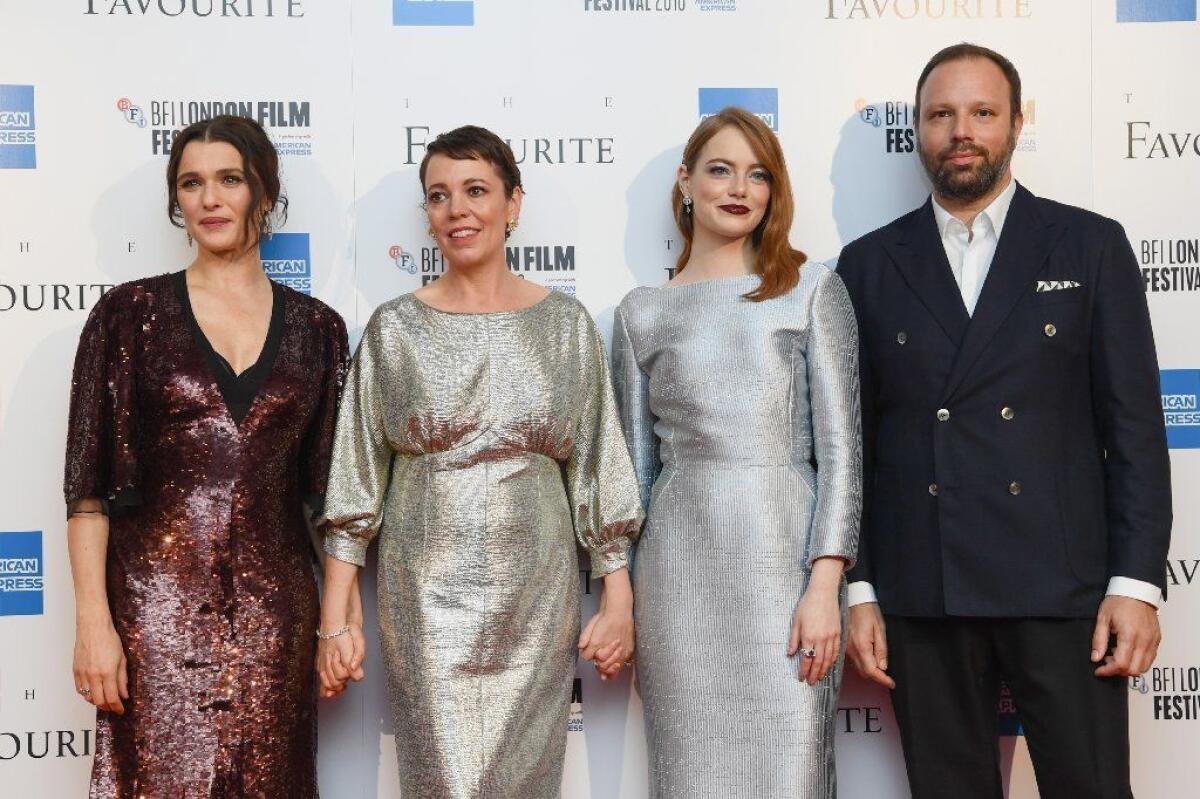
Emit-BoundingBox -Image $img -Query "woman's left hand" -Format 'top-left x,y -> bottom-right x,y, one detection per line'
788,557 -> 846,685
579,567 -> 635,681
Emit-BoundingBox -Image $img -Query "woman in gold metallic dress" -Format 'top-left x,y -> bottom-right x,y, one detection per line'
316,125 -> 643,797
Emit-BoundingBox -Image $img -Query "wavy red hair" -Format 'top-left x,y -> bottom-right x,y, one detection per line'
672,107 -> 806,301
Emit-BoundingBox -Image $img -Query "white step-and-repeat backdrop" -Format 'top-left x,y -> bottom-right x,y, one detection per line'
1,1 -> 1196,796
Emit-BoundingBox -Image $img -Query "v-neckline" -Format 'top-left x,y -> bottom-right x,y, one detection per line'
173,270 -> 286,428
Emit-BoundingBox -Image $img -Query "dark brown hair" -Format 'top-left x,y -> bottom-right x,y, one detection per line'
418,125 -> 523,198
166,114 -> 287,247
673,107 -> 806,302
914,42 -> 1022,123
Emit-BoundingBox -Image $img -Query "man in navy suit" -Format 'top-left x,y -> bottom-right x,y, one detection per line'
839,43 -> 1171,799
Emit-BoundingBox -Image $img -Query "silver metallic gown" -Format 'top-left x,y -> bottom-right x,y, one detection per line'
613,266 -> 862,798
322,291 -> 642,798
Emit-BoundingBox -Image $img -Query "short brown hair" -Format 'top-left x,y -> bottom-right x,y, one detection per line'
673,107 -> 806,302
418,125 -> 523,198
914,43 -> 1022,123
166,114 -> 287,246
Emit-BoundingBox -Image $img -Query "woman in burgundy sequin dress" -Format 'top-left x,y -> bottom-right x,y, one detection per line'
63,115 -> 348,798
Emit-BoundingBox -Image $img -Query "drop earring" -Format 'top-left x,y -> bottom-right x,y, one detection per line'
186,231 -> 193,246
683,196 -> 693,213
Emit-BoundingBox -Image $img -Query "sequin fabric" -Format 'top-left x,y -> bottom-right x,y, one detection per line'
612,266 -> 862,798
63,272 -> 348,798
322,291 -> 642,798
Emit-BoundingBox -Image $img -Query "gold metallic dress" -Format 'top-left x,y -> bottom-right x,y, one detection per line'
322,291 -> 642,798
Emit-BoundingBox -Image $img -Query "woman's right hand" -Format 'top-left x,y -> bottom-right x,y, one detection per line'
317,557 -> 367,699
317,623 -> 366,699
317,580 -> 367,699
73,614 -> 128,714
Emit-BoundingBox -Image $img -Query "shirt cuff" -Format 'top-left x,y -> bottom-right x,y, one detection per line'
847,581 -> 878,607
1106,576 -> 1164,609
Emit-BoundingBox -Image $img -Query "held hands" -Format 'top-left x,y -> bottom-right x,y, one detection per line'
1092,595 -> 1162,678
73,611 -> 129,714
846,602 -> 895,689
579,568 -> 635,681
789,558 -> 846,686
317,584 -> 367,699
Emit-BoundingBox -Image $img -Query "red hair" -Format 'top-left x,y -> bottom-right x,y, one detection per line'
672,107 -> 806,302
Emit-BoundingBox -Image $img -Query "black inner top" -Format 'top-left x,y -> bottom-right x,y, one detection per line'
173,270 -> 286,427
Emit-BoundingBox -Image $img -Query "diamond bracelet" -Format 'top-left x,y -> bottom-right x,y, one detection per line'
316,625 -> 351,641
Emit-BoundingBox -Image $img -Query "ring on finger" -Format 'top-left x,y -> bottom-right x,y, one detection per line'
77,686 -> 92,697
799,648 -> 817,658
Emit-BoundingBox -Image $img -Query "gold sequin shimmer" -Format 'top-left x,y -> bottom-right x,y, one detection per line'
322,291 -> 643,798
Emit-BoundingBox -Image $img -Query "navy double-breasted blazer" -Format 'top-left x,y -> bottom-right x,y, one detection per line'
839,183 -> 1171,617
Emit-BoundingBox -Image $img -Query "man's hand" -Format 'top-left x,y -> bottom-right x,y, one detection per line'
1092,595 -> 1161,678
847,602 -> 895,689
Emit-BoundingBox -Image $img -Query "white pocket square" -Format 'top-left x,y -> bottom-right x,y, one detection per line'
1036,280 -> 1082,293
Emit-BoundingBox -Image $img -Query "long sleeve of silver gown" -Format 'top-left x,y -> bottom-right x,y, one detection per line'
322,308 -> 393,567
804,268 -> 863,567
612,304 -> 660,513
567,310 -> 645,577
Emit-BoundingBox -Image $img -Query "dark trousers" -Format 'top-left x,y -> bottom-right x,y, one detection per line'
885,615 -> 1132,799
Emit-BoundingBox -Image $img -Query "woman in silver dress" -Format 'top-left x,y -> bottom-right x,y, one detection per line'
613,107 -> 862,797
315,125 -> 643,797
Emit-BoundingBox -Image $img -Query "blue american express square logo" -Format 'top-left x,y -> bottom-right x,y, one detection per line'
394,0 -> 474,26
0,531 -> 45,616
1161,369 -> 1200,448
699,88 -> 779,132
261,232 -> 312,295
0,85 -> 37,169
1117,0 -> 1196,22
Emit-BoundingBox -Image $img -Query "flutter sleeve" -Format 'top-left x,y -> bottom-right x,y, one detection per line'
610,302 -> 660,513
63,287 -> 142,518
321,310 -> 394,567
803,268 -> 863,568
566,308 -> 645,579
299,308 -> 350,519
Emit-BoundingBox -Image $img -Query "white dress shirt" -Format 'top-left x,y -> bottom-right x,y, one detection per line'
847,179 -> 1162,610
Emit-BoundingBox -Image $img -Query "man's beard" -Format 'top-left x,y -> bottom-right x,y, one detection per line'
919,127 -> 1017,202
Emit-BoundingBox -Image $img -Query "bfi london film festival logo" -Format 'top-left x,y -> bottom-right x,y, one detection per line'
116,96 -> 313,156
0,531 -> 44,617
262,233 -> 311,294
398,243 -> 577,288
394,0 -> 474,26
1160,370 -> 1200,448
1129,666 -> 1200,721
854,96 -> 1037,154
699,88 -> 778,132
0,85 -> 36,169
117,97 -> 147,128
1117,0 -> 1196,23
1140,235 -> 1199,293
390,245 -> 419,275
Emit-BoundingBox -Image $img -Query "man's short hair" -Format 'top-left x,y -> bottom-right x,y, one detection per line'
914,43 -> 1022,123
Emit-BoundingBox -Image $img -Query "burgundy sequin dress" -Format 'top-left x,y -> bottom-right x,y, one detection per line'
64,271 -> 348,798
